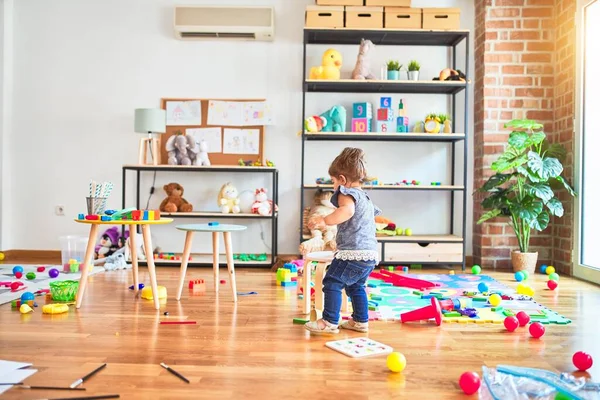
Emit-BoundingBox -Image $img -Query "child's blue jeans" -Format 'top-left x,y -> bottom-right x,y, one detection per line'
322,258 -> 376,325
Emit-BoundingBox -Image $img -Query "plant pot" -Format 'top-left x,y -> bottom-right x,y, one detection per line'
511,251 -> 538,274
408,70 -> 420,81
387,70 -> 399,80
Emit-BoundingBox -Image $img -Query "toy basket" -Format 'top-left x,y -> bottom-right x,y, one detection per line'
49,280 -> 79,302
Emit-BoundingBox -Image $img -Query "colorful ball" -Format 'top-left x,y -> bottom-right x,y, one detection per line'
540,264 -> 548,274
524,286 -> 535,297
386,352 -> 407,373
547,280 -> 558,290
572,351 -> 593,371
12,266 -> 23,275
25,272 -> 36,280
20,291 -> 34,302
522,270 -> 529,280
10,282 -> 20,291
471,265 -> 481,275
529,322 -> 545,338
548,272 -> 559,282
546,266 -> 555,275
503,316 -> 519,332
37,266 -> 45,272
478,282 -> 489,293
489,294 -> 502,307
14,272 -> 23,279
516,283 -> 527,294
459,371 -> 481,395
0,252 -> 4,261
48,268 -> 59,278
514,271 -> 524,282
516,311 -> 530,327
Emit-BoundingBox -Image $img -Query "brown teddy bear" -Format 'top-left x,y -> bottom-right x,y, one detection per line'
159,183 -> 193,213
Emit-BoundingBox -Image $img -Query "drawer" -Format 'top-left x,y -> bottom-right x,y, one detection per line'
345,6 -> 384,28
317,0 -> 363,5
385,7 -> 421,29
306,6 -> 345,28
384,242 -> 462,263
422,7 -> 460,30
366,0 -> 410,6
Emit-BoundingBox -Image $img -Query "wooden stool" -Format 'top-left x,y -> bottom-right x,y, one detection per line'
303,251 -> 348,316
175,223 -> 247,302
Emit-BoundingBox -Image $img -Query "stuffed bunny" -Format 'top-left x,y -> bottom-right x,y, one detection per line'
166,134 -> 197,165
195,140 -> 211,166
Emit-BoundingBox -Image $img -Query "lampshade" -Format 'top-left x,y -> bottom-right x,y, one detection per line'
134,108 -> 166,134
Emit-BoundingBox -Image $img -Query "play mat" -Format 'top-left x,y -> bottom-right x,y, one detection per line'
357,273 -> 571,325
0,264 -> 104,306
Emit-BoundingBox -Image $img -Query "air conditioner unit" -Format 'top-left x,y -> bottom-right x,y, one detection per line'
174,6 -> 274,41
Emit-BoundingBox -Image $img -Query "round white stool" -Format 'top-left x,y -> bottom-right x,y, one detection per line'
303,251 -> 349,317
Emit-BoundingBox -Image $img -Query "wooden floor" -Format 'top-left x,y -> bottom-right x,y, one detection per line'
0,265 -> 599,399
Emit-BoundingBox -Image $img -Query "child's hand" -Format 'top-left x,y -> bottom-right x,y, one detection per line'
308,216 -> 326,230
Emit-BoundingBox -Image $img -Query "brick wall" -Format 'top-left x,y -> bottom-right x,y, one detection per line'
473,0 -> 576,272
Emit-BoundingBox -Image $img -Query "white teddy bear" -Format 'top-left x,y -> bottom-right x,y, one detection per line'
195,140 -> 211,166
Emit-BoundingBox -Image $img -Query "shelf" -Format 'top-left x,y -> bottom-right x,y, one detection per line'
123,164 -> 277,172
304,132 -> 466,142
305,79 -> 467,94
135,253 -> 273,266
161,212 -> 277,219
303,184 -> 464,191
304,28 -> 469,47
302,234 -> 463,243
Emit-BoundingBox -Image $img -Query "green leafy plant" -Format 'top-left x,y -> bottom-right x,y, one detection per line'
437,114 -> 449,124
408,60 -> 420,71
477,119 -> 575,253
386,60 -> 401,71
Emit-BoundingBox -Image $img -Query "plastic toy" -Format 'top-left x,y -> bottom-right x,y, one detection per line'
188,279 -> 205,291
547,280 -> 558,290
309,48 -> 342,80
478,282 -> 489,293
471,265 -> 481,275
276,267 -> 297,287
12,266 -> 23,275
573,351 -> 593,371
164,312 -> 169,316
489,294 -> 502,307
305,115 -> 327,132
43,303 -> 69,314
504,316 -> 519,332
459,371 -> 481,395
141,286 -> 167,300
14,272 -> 22,279
317,105 -> 346,133
516,311 -> 530,327
21,292 -> 35,302
37,266 -> 45,272
546,266 -> 556,275
10,282 -> 20,291
0,252 -> 4,261
514,271 -> 524,282
548,272 -> 559,281
400,297 -> 442,325
370,270 -> 437,291
220,280 -> 226,284
386,352 -> 406,372
540,264 -> 548,274
129,283 -> 145,290
529,322 -> 545,338
522,270 -> 529,280
325,338 -> 392,358
20,304 -> 33,314
25,272 -> 36,280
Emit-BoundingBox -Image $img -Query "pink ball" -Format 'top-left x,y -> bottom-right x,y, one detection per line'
503,316 -> 519,332
14,272 -> 23,279
529,322 -> 545,338
459,371 -> 481,395
516,311 -> 530,327
547,280 -> 558,290
573,351 -> 593,371
10,282 -> 20,291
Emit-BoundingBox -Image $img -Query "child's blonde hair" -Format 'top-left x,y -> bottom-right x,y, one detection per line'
328,147 -> 367,183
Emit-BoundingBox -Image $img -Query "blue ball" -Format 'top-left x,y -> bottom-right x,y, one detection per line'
540,264 -> 548,274
12,266 -> 23,275
514,271 -> 524,282
20,291 -> 34,302
478,282 -> 489,293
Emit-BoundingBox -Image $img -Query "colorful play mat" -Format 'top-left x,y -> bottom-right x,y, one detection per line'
359,273 -> 571,325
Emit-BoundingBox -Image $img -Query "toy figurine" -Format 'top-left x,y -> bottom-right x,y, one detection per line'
309,49 -> 342,80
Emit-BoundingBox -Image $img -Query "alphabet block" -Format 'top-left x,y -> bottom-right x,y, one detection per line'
352,102 -> 372,119
377,108 -> 389,121
352,118 -> 371,133
376,121 -> 389,133
396,117 -> 408,133
380,97 -> 392,108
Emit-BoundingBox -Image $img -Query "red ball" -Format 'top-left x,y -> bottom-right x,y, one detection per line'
529,322 -> 545,338
516,311 -> 530,327
14,271 -> 22,279
37,266 -> 45,272
503,316 -> 519,332
547,280 -> 558,290
573,351 -> 593,371
10,282 -> 20,291
459,371 -> 481,395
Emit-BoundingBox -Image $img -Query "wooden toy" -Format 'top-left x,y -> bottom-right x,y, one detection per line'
375,121 -> 389,132
352,102 -> 372,118
352,118 -> 371,133
326,338 -> 393,358
189,279 -> 206,291
380,97 -> 392,108
377,108 -> 390,121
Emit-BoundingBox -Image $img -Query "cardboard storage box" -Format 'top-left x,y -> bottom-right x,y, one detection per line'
306,6 -> 345,28
422,8 -> 460,30
345,6 -> 384,28
316,0 -> 363,5
385,7 -> 421,29
366,0 -> 410,6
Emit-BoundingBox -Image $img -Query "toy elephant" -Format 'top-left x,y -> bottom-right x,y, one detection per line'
319,105 -> 347,132
165,134 -> 199,166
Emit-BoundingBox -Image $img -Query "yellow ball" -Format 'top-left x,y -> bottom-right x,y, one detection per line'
516,283 -> 526,294
489,294 -> 502,307
524,287 -> 535,297
387,352 -> 407,373
0,252 -> 5,261
546,266 -> 555,275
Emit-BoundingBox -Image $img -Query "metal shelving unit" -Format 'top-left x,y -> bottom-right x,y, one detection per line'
299,28 -> 470,270
122,164 -> 278,267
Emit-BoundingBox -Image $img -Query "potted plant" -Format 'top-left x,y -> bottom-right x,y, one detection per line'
477,119 -> 576,273
386,60 -> 400,80
407,60 -> 420,80
437,114 -> 452,133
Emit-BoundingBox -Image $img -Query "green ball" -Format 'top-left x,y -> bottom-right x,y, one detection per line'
554,392 -> 574,400
548,272 -> 559,281
25,272 -> 36,280
522,270 -> 529,280
471,265 -> 481,275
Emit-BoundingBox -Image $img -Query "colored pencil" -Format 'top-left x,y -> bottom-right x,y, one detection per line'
69,363 -> 107,388
160,362 -> 190,383
22,385 -> 86,391
160,321 -> 196,325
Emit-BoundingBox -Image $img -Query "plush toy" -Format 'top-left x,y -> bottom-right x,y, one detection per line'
375,216 -> 398,236
218,182 -> 240,214
166,134 -> 198,165
251,188 -> 278,216
238,190 -> 255,213
125,232 -> 146,261
159,183 -> 193,213
319,105 -> 347,132
299,189 -> 337,256
305,115 -> 327,132
194,140 -> 211,166
309,48 -> 342,80
351,39 -> 376,80
434,68 -> 466,82
103,253 -> 129,271
94,227 -> 122,259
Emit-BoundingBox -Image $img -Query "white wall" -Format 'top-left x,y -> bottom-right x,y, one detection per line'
4,0 -> 474,258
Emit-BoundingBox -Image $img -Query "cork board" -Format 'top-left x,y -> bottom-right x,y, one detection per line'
159,98 -> 266,166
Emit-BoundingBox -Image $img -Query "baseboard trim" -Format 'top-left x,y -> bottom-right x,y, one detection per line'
1,249 -> 62,264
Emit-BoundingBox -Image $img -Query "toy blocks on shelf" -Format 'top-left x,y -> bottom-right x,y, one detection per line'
380,97 -> 392,108
189,279 -> 205,291
352,118 -> 371,133
276,267 -> 298,287
352,102 -> 372,119
396,117 -> 409,133
375,121 -> 390,133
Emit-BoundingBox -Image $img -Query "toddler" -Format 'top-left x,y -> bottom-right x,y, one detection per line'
305,147 -> 381,334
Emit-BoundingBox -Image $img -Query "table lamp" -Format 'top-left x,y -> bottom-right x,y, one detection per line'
135,108 -> 166,165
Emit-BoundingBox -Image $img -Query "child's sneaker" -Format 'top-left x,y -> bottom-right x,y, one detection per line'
340,319 -> 368,333
304,319 -> 339,334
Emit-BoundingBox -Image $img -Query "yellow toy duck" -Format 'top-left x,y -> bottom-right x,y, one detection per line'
309,49 -> 342,80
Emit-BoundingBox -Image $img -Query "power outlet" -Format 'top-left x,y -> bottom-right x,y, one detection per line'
55,205 -> 65,216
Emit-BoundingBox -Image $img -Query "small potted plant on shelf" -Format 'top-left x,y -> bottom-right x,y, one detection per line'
386,60 -> 401,80
407,60 -> 420,81
476,119 -> 576,274
437,114 -> 452,133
